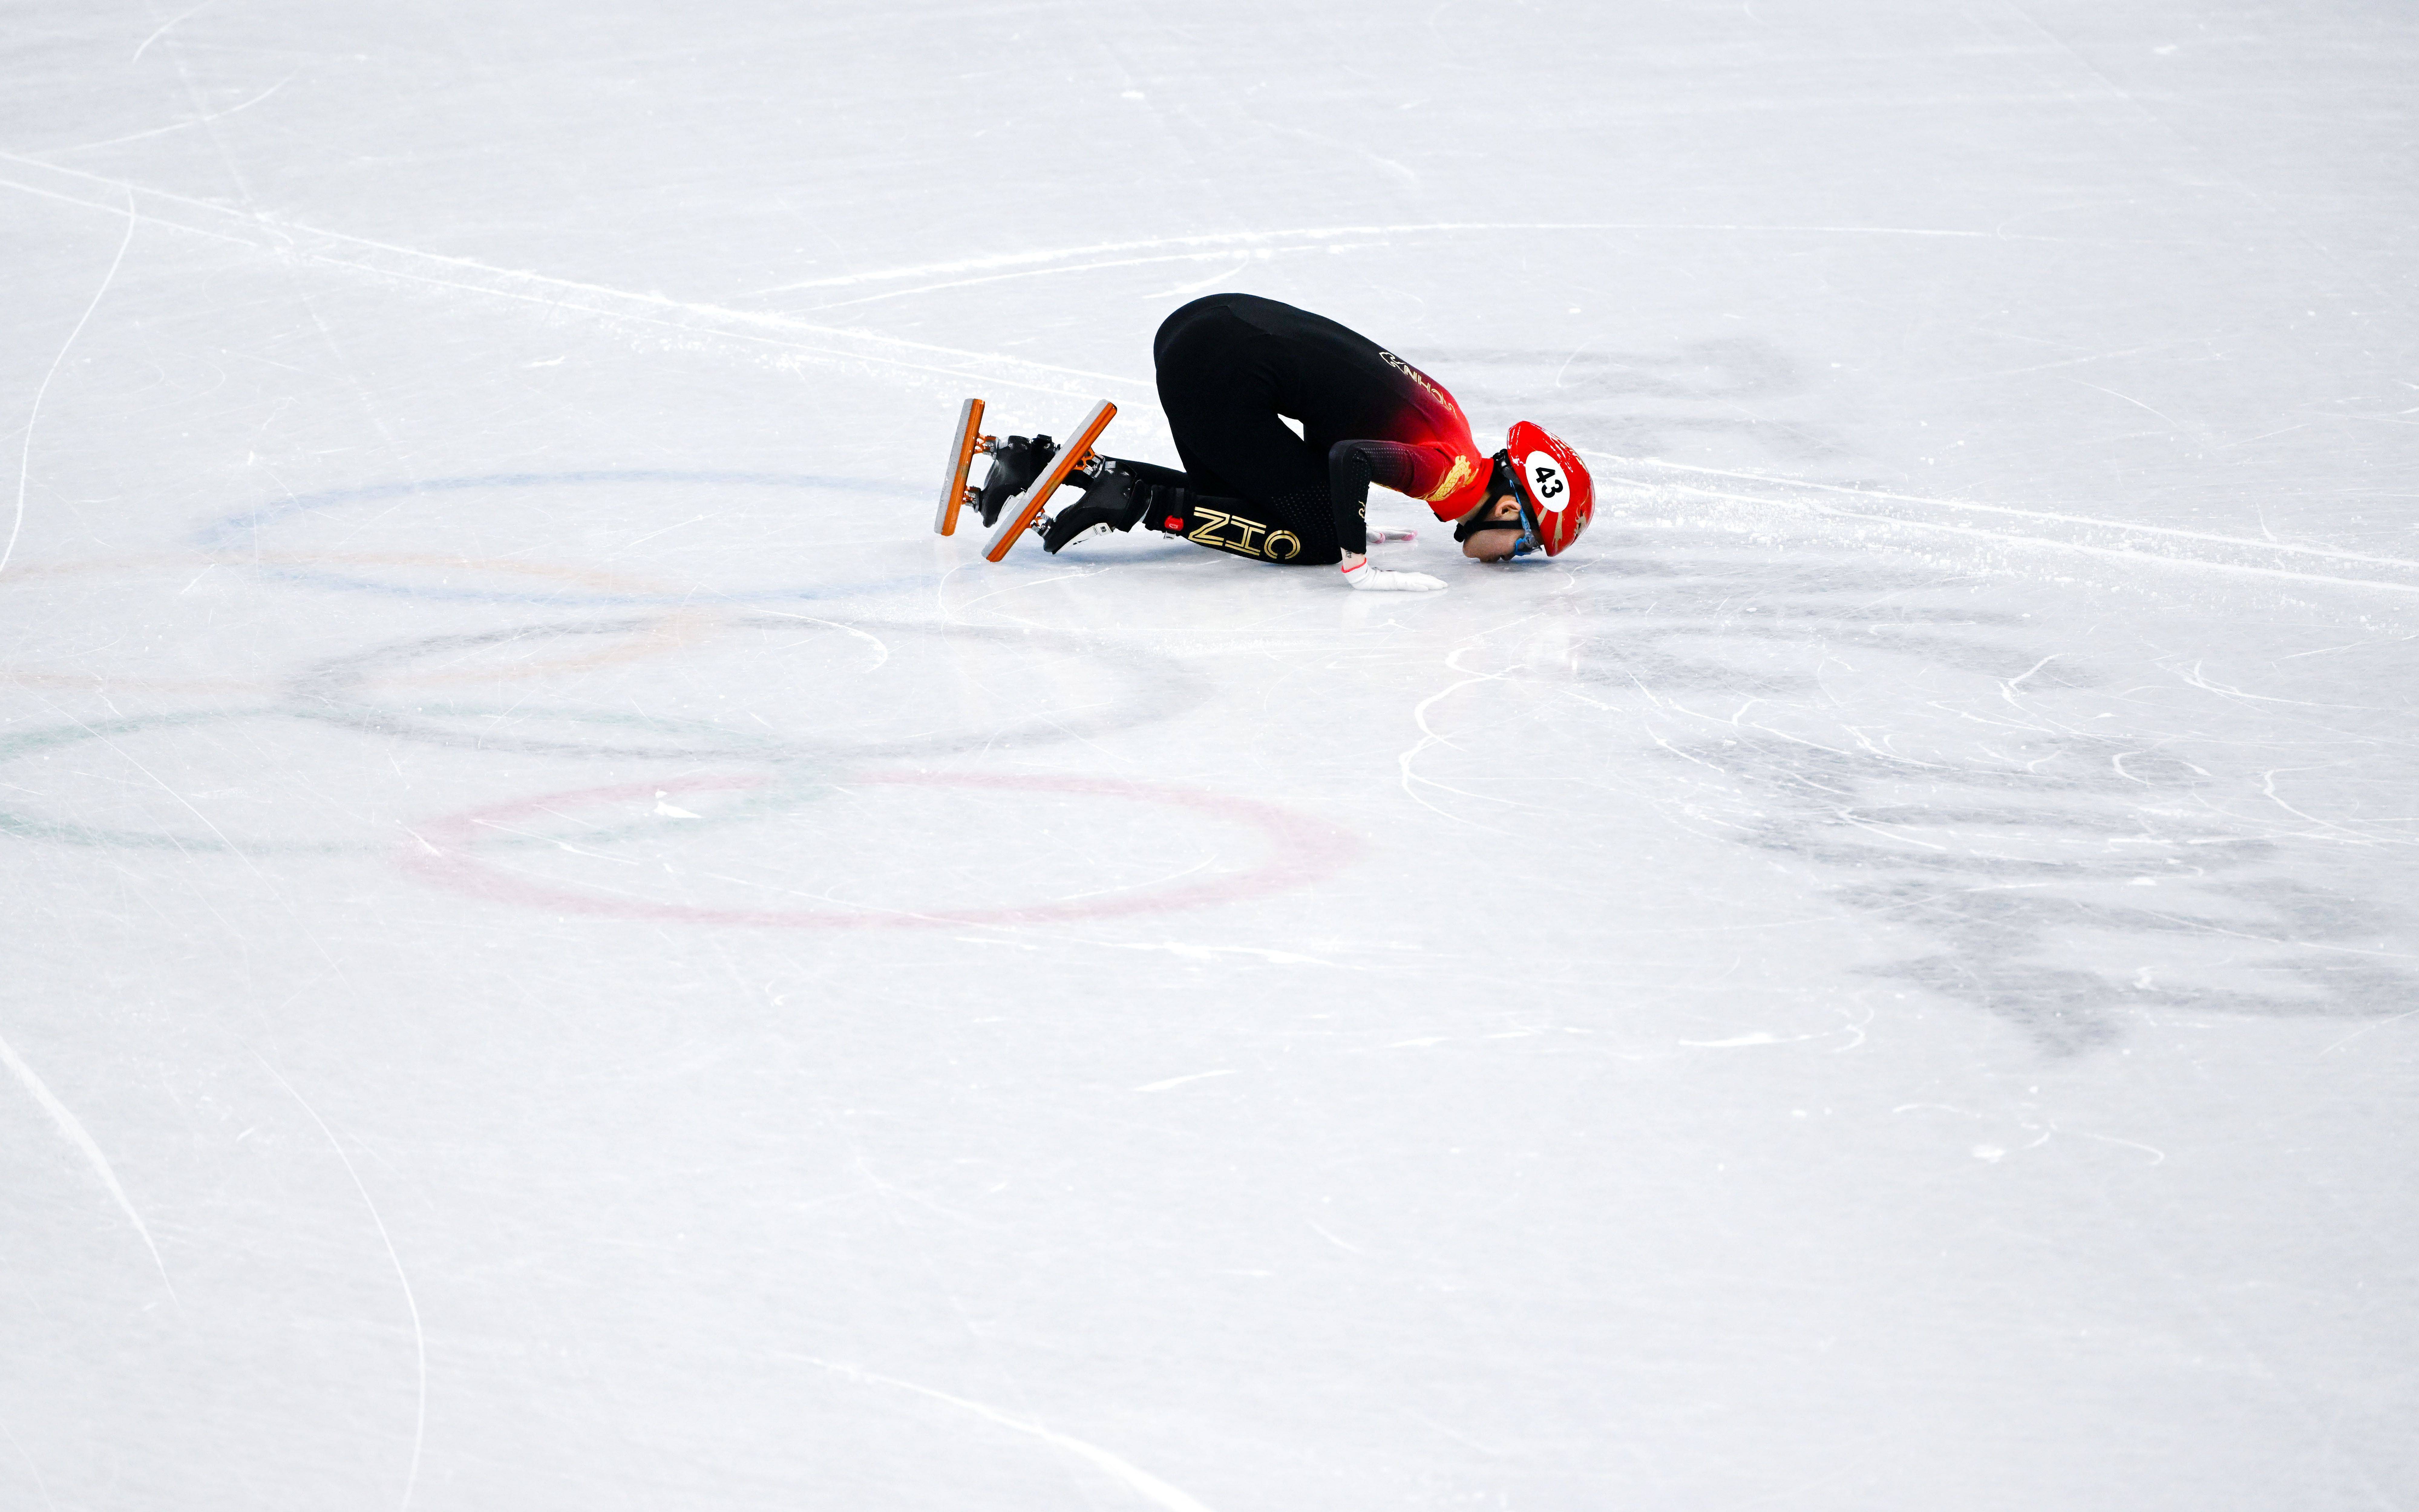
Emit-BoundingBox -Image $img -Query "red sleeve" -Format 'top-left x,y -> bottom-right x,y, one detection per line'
1340,441 -> 1491,520
1409,444 -> 1491,519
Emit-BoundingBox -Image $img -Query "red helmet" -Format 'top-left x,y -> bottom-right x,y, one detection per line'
1500,421 -> 1592,556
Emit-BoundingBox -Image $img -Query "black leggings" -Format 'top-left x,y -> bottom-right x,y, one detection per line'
1151,303 -> 1347,565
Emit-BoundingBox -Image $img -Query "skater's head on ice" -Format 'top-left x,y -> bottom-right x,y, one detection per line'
1453,421 -> 1595,564
1455,491 -> 1528,562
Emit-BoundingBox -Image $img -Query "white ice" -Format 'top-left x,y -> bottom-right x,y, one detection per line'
4,3 -> 2417,1508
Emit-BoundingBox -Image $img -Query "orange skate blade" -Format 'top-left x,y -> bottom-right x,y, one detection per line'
983,399 -> 1116,562
934,397 -> 986,535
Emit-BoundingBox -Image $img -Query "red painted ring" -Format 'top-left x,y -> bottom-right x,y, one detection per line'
399,771 -> 1363,928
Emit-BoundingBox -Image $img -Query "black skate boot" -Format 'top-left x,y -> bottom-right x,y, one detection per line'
1040,466 -> 1154,554
974,434 -> 1057,528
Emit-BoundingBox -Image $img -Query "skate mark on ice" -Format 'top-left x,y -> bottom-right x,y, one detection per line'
258,1055 -> 425,1512
2073,1131 -> 2168,1165
943,930 -> 1339,966
1147,256 -> 1262,301
788,1357 -> 1220,1512
0,155 -> 1139,399
1104,940 -> 1333,966
745,219 -> 2102,298
942,564 -> 1114,624
1135,1069 -> 1236,1092
795,247 -> 1316,313
1894,1101 -> 2164,1166
749,609 -> 889,669
1307,1220 -> 1368,1256
0,1030 -> 177,1304
1591,455 -> 2419,596
2067,376 -> 2187,432
7,187 -> 134,578
131,0 -> 217,63
1679,1021 -> 1865,1051
0,1418 -> 59,1512
44,68 -> 297,155
2319,1006 -> 2419,1056
1397,635 -> 1542,826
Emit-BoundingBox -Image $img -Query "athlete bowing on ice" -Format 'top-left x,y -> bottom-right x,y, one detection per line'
1035,293 -> 1595,589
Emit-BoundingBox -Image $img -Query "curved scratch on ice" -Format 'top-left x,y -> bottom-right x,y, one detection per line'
0,1417 -> 60,1512
748,609 -> 889,669
1397,635 -> 1537,825
6,188 -> 135,577
794,1357 -> 1220,1512
49,67 -> 296,155
0,1029 -> 177,1304
260,1056 -> 426,1512
132,0 -> 216,63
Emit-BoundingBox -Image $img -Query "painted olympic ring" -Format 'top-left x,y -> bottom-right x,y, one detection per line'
0,706 -> 796,854
396,771 -> 1365,928
296,617 -> 1204,762
0,553 -> 709,695
190,470 -> 939,606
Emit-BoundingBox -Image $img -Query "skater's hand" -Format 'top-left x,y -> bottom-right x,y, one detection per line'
1340,553 -> 1446,592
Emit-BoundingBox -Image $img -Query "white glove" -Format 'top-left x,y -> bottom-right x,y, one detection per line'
1340,555 -> 1446,592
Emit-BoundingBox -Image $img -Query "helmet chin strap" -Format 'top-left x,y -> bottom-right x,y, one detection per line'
1451,450 -> 1540,553
1453,453 -> 1515,542
1451,509 -> 1514,543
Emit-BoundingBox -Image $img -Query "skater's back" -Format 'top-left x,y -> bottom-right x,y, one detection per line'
1153,293 -> 1486,508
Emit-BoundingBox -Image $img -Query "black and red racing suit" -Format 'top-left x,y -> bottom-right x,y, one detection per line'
1134,293 -> 1495,566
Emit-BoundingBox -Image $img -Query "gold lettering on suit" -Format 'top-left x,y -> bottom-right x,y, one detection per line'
1188,508 -> 1305,562
1187,507 -> 1238,550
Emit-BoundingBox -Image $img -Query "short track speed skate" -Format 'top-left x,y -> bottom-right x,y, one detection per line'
933,398 -> 990,535
933,398 -> 1118,562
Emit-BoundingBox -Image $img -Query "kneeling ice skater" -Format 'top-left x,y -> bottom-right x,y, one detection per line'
957,293 -> 1595,589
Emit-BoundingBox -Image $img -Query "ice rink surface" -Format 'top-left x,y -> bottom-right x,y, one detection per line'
4,2 -> 2417,1507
